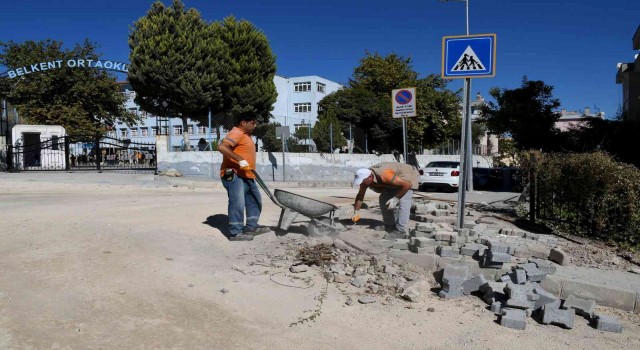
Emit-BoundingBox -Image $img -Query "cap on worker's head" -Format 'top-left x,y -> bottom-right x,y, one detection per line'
352,168 -> 372,187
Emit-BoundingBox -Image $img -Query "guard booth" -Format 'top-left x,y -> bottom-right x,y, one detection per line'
11,124 -> 66,170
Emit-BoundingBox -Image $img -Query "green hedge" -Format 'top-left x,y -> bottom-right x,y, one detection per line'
529,152 -> 640,247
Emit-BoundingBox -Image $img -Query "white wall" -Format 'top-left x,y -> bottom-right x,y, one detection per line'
156,136 -> 491,182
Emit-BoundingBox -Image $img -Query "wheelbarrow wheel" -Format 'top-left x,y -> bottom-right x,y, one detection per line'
307,218 -> 343,237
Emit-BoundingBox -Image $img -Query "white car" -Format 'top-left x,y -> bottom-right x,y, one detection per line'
418,161 -> 460,191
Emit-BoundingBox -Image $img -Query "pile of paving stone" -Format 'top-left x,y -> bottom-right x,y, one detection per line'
396,200 -> 623,332
438,263 -> 623,332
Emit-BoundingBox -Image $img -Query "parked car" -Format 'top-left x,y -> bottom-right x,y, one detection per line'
418,161 -> 460,192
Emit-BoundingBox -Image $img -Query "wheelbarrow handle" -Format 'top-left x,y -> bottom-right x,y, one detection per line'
251,169 -> 284,208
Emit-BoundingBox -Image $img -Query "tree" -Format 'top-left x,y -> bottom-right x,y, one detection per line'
478,76 -> 561,151
128,0 -> 224,150
312,109 -> 347,153
0,39 -> 136,135
317,52 -> 460,153
213,16 -> 277,129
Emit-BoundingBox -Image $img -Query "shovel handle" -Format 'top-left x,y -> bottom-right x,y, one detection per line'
251,169 -> 284,208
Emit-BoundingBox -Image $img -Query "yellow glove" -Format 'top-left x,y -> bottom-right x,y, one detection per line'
238,159 -> 252,171
351,210 -> 361,223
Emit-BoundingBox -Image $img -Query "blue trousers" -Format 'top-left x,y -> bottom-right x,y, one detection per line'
221,174 -> 262,236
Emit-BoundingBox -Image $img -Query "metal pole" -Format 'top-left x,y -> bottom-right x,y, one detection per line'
308,123 -> 311,153
349,124 -> 352,154
402,118 -> 408,163
281,136 -> 285,181
365,133 -> 368,154
168,117 -> 172,151
465,78 -> 474,191
329,123 -> 333,153
207,108 -> 212,146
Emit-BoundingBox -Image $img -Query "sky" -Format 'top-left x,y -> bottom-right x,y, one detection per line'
1,0 -> 639,119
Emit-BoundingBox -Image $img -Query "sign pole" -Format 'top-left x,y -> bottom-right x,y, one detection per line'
281,136 -> 285,182
465,78 -> 474,191
402,117 -> 408,163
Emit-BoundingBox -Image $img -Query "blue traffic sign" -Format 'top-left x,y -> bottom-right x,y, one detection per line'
442,34 -> 496,79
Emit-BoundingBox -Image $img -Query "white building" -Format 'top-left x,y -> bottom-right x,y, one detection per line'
555,107 -> 605,132
115,75 -> 342,150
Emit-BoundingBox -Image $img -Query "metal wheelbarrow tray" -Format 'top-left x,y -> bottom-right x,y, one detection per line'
252,170 -> 343,236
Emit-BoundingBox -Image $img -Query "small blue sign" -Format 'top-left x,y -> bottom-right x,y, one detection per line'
442,34 -> 496,79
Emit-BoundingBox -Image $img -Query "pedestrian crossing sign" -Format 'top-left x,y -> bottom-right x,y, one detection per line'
442,34 -> 496,79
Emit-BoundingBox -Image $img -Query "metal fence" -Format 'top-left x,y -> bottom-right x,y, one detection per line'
8,134 -> 156,172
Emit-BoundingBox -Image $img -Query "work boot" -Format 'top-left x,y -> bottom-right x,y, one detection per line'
228,233 -> 254,241
383,230 -> 407,240
244,225 -> 272,236
374,225 -> 395,232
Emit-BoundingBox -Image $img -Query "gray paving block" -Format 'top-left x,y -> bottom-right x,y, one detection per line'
462,274 -> 487,295
439,288 -> 463,299
392,239 -> 410,250
437,246 -> 460,258
434,231 -> 457,242
519,263 -> 547,282
482,255 -> 504,269
500,308 -> 527,330
509,268 -> 527,284
488,252 -> 511,263
563,295 -> 596,318
529,258 -> 557,274
490,301 -> 502,314
548,248 -> 568,266
413,237 -> 437,248
415,222 -> 438,233
489,242 -> 514,254
443,264 -> 469,282
529,245 -> 551,259
594,314 -> 623,333
532,288 -> 560,311
542,304 -> 575,329
505,284 -> 535,310
460,243 -> 486,257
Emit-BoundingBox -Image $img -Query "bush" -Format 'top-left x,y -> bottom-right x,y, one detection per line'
527,152 -> 640,247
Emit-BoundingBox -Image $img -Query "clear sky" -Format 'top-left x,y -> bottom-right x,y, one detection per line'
1,0 -> 638,119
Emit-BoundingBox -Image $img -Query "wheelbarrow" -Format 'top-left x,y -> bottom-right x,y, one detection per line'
251,170 -> 344,236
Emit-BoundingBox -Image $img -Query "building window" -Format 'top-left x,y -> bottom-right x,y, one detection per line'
188,125 -> 194,135
198,126 -> 207,134
120,129 -> 127,137
294,102 -> 312,113
141,128 -> 148,137
173,125 -> 183,135
317,82 -> 326,93
161,127 -> 168,135
294,82 -> 311,92
151,127 -> 158,136
131,128 -> 138,137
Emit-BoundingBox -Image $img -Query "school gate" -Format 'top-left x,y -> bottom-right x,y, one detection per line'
7,133 -> 157,172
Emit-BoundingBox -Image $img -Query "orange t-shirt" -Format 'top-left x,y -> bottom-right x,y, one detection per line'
219,127 -> 256,179
369,169 -> 397,193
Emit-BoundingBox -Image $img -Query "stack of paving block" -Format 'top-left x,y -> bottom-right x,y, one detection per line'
482,239 -> 514,268
438,264 -> 468,299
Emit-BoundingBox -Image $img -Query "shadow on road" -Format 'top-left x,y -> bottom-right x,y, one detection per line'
203,214 -> 230,236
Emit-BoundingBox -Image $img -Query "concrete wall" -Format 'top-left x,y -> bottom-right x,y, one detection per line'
156,136 -> 492,182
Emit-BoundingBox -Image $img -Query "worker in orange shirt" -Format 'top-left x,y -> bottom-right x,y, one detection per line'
218,115 -> 272,241
351,162 -> 419,240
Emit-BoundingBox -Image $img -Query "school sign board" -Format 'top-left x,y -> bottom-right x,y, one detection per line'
442,34 -> 496,79
391,87 -> 417,118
